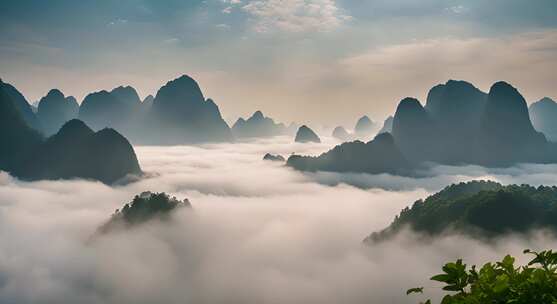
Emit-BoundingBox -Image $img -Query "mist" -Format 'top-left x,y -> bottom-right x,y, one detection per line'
0,136 -> 556,304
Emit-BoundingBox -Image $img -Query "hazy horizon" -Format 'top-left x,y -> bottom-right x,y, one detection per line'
2,2 -> 557,303
2,1 -> 557,126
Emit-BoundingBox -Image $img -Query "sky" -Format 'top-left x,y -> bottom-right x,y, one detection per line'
1,0 -> 557,126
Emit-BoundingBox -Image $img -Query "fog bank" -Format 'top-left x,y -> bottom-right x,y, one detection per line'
0,136 -> 555,303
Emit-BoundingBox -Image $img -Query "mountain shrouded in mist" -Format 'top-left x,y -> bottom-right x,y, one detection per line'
13,119 -> 142,184
99,192 -> 191,233
110,85 -> 142,107
288,132 -> 412,174
263,153 -> 285,162
529,97 -> 557,142
391,97 -> 438,163
479,81 -> 549,165
79,90 -> 131,130
0,81 -> 42,131
367,180 -> 557,242
0,80 -> 142,184
232,110 -> 288,138
37,89 -> 79,136
377,116 -> 393,134
294,125 -> 321,143
77,75 -> 233,144
146,75 -> 232,144
354,115 -> 375,137
0,80 -> 43,172
289,80 -> 557,176
332,126 -> 351,141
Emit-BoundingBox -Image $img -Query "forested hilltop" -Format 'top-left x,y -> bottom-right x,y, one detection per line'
367,180 -> 557,242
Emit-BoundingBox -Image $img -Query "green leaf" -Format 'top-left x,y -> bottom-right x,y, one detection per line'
431,274 -> 451,282
406,287 -> 424,295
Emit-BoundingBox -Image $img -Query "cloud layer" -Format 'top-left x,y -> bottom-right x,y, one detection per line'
0,137 -> 556,303
241,0 -> 351,33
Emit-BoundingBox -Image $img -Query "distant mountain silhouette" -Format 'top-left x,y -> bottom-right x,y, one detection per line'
110,86 -> 141,106
79,90 -> 131,130
14,119 -> 142,184
0,80 -> 43,172
232,111 -> 287,138
289,80 -> 557,175
148,75 -> 232,144
332,126 -> 351,141
0,81 -> 42,131
1,81 -> 141,183
479,82 -> 549,165
392,97 -> 438,162
366,180 -> 557,242
294,125 -> 320,143
287,133 -> 412,175
354,115 -> 375,137
37,89 -> 79,136
377,116 -> 393,134
99,192 -> 191,233
423,80 -> 487,163
530,97 -> 557,142
263,153 -> 285,162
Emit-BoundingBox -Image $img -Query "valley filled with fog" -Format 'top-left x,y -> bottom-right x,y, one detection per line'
1,136 -> 556,304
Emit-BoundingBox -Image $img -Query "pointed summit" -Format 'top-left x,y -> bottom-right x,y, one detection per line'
251,110 -> 264,120
354,115 -> 375,137
149,75 -> 232,143
295,125 -> 320,143
332,126 -> 351,141
232,110 -> 287,138
110,86 -> 141,106
479,81 -> 548,165
37,89 -> 79,135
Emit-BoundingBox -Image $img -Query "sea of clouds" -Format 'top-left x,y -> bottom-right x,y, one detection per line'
0,136 -> 556,304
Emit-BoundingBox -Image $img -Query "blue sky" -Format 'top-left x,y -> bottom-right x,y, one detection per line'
1,0 -> 556,126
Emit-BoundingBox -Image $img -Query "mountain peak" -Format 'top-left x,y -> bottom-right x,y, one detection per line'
295,125 -> 320,143
46,89 -> 65,99
55,119 -> 94,139
251,110 -> 264,120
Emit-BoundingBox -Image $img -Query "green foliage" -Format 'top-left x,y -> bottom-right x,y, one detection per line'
368,180 -> 557,242
408,249 -> 557,304
99,192 -> 191,233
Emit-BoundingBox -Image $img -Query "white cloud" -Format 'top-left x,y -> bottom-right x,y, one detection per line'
241,0 -> 352,33
0,138 -> 556,303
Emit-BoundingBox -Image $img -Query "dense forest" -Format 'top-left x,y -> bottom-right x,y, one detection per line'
368,180 -> 557,242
